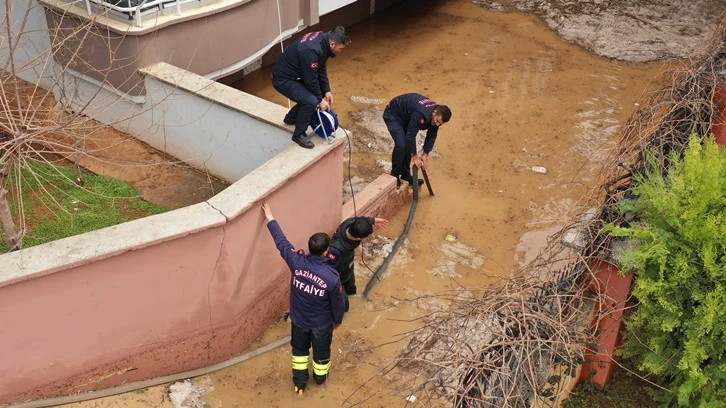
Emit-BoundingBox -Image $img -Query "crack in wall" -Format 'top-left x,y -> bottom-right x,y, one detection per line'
204,200 -> 228,359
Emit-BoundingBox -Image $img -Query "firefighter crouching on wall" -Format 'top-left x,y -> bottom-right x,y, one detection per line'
262,202 -> 345,395
271,26 -> 351,149
327,216 -> 389,311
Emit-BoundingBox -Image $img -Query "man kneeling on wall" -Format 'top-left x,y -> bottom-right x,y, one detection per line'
271,27 -> 351,149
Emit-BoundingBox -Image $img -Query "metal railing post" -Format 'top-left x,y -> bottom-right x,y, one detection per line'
75,0 -> 195,26
133,0 -> 141,27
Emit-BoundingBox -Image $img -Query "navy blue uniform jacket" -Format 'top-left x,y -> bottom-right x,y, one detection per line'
387,93 -> 441,156
327,216 -> 375,270
267,220 -> 345,329
271,31 -> 334,104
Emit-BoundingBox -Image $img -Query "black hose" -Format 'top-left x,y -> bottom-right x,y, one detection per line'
362,165 -> 432,299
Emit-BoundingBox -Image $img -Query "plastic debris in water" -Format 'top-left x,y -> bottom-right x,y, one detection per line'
406,395 -> 418,403
531,166 -> 547,174
444,228 -> 459,241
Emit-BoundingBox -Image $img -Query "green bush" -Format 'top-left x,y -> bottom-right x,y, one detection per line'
606,135 -> 726,407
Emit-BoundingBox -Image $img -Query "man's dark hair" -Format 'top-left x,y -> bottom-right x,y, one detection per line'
349,219 -> 373,239
436,105 -> 452,123
308,232 -> 330,256
329,26 -> 351,45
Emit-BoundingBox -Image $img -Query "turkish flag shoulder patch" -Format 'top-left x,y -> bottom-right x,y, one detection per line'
311,62 -> 319,69
420,118 -> 425,125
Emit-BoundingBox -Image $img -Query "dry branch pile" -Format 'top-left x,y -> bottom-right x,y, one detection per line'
394,19 -> 726,408
397,262 -> 591,407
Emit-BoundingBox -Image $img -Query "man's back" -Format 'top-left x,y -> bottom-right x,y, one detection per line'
272,31 -> 330,81
288,253 -> 342,329
267,220 -> 345,329
388,93 -> 439,127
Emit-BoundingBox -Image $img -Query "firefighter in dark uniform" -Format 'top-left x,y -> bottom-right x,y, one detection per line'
272,26 -> 351,149
383,93 -> 452,187
262,202 -> 346,395
327,216 -> 389,311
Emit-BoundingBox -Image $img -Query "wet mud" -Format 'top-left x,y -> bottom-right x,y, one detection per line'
474,0 -> 725,62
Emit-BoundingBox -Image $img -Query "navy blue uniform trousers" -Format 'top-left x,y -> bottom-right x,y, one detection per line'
272,78 -> 318,137
383,106 -> 412,181
291,322 -> 333,386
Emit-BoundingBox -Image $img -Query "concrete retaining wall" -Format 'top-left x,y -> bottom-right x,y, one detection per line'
0,37 -> 415,406
57,62 -> 298,183
0,73 -> 345,405
342,174 -> 411,220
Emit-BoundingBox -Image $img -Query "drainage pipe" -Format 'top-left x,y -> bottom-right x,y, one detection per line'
9,336 -> 291,408
362,166 -> 432,299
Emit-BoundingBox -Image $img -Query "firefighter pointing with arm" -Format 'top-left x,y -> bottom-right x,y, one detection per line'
262,202 -> 345,395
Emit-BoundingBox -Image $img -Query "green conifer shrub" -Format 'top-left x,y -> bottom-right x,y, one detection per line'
606,135 -> 726,407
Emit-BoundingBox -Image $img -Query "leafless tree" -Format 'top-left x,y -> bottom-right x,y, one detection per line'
0,0 -> 210,251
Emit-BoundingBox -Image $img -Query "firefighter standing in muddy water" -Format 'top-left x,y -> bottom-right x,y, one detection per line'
384,93 -> 452,187
328,215 -> 389,311
262,202 -> 346,396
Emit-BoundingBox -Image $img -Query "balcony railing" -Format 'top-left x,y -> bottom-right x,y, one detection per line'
77,0 -> 202,27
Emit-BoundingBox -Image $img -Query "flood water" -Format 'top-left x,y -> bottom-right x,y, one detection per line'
61,0 -> 664,407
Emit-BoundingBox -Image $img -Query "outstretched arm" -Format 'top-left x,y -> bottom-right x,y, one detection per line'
373,218 -> 389,229
342,216 -> 388,231
263,202 -> 299,269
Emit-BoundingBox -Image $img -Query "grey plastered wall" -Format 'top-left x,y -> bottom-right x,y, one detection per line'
1,0 -> 58,89
137,65 -> 295,182
59,62 -> 296,183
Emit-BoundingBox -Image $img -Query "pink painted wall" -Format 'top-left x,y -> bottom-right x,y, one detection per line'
0,143 -> 344,406
342,174 -> 412,221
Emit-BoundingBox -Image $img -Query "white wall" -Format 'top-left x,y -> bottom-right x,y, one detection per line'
0,0 -> 57,89
319,0 -> 357,16
56,63 -> 297,183
139,76 -> 294,182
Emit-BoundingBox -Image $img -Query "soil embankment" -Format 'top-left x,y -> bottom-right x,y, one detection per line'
474,0 -> 725,62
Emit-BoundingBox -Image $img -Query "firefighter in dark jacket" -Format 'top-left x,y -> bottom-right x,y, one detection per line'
327,216 -> 389,311
383,93 -> 452,187
272,26 -> 351,149
262,202 -> 346,395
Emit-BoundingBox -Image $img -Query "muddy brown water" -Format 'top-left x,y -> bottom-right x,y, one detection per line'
60,0 -> 664,407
